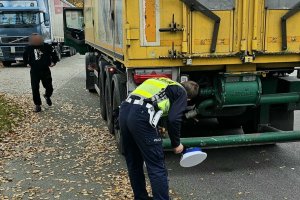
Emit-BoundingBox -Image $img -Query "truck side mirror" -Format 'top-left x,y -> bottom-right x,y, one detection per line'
44,20 -> 50,26
43,13 -> 50,26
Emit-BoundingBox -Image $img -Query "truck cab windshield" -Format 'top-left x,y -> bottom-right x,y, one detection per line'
0,11 -> 39,27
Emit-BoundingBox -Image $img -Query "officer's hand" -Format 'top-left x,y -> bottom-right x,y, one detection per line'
49,63 -> 55,67
173,143 -> 184,154
27,64 -> 31,68
158,126 -> 167,134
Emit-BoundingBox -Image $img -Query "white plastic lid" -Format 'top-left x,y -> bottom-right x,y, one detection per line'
180,148 -> 207,168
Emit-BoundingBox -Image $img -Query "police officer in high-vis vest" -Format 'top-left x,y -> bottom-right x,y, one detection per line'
119,77 -> 199,200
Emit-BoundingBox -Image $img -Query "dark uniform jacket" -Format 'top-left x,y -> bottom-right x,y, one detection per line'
165,85 -> 187,148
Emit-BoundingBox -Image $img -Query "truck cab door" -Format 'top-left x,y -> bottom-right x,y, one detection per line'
63,8 -> 87,55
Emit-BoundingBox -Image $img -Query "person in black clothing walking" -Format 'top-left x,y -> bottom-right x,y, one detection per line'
23,33 -> 59,112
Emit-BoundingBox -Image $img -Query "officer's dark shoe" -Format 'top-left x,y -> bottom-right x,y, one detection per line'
44,95 -> 52,106
34,105 -> 42,113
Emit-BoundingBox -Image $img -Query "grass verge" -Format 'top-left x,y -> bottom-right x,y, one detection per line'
0,94 -> 22,138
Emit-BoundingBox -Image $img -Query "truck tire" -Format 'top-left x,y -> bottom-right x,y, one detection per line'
98,60 -> 108,120
112,74 -> 127,154
85,53 -> 96,92
105,73 -> 114,134
2,61 -> 12,67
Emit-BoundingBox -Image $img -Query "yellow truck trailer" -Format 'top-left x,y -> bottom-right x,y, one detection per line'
63,0 -> 300,152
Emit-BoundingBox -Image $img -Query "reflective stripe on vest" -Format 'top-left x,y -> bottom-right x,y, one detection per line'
131,78 -> 181,115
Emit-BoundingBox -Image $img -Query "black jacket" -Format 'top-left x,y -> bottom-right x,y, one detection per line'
23,44 -> 59,71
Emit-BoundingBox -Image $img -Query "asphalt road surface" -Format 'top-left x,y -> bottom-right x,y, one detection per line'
0,56 -> 300,200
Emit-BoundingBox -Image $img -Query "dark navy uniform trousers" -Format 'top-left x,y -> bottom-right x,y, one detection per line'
119,102 -> 170,200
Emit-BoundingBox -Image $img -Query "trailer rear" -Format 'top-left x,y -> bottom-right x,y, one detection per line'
63,0 -> 300,152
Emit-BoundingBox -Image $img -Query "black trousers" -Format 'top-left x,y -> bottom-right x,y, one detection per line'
30,69 -> 53,106
119,102 -> 169,200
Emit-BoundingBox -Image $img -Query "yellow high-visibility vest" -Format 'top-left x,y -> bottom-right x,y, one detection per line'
131,78 -> 182,116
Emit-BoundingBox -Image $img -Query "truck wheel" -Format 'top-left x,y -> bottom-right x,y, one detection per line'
2,61 -> 12,67
112,74 -> 127,154
85,53 -> 96,92
105,74 -> 114,134
99,60 -> 108,120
